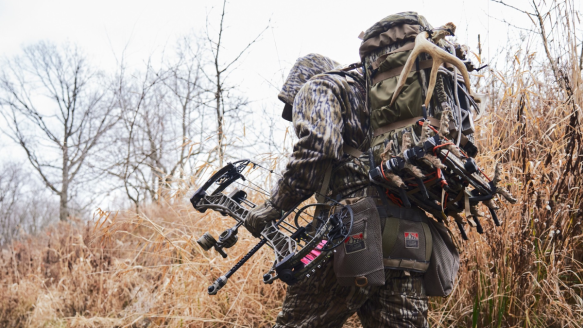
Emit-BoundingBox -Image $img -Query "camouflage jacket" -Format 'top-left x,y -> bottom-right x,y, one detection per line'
271,54 -> 371,211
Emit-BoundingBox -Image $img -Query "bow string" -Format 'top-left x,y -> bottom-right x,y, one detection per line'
190,159 -> 354,295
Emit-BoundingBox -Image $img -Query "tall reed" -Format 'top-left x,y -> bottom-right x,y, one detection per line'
1,2 -> 583,326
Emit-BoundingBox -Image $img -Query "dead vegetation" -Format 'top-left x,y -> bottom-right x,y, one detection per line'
2,1 -> 583,327
2,52 -> 582,326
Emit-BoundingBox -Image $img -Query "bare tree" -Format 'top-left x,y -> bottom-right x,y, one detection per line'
204,0 -> 268,166
0,162 -> 24,243
104,38 -> 209,209
0,161 -> 58,244
0,41 -> 118,221
105,57 -> 167,209
163,36 -> 206,178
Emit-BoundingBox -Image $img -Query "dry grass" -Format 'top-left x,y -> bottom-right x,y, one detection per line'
0,204 -> 288,328
2,56 -> 582,326
3,11 -> 583,328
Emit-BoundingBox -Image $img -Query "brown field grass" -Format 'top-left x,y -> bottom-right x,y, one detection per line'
2,12 -> 583,328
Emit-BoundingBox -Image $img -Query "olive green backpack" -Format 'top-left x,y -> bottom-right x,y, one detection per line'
359,12 -> 463,297
359,12 -> 432,160
359,11 -> 478,164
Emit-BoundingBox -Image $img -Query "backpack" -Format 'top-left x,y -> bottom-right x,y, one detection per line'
358,11 -> 477,297
359,11 -> 479,165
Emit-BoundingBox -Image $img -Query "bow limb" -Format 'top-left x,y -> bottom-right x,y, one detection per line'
190,160 -> 255,223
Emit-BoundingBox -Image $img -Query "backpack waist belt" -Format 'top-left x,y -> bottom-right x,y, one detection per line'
373,116 -> 440,138
383,258 -> 430,271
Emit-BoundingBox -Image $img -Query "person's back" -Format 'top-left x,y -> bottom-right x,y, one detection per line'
246,53 -> 429,327
246,53 -> 370,230
270,63 -> 371,212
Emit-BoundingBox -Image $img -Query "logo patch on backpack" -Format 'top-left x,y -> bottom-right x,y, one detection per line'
404,232 -> 419,249
344,232 -> 366,254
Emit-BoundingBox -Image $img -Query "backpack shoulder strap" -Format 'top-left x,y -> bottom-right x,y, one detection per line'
343,144 -> 363,158
315,164 -> 333,204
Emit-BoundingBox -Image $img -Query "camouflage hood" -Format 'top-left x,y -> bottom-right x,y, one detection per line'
278,53 -> 340,121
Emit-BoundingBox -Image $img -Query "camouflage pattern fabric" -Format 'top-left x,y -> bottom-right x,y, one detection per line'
274,259 -> 429,328
271,54 -> 371,211
362,15 -> 432,87
278,54 -> 341,107
270,54 -> 428,328
361,12 -> 430,43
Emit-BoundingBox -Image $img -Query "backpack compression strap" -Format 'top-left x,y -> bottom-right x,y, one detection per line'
373,116 -> 441,139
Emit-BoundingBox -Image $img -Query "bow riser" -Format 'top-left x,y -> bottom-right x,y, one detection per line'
192,192 -> 250,223
190,160 -> 355,295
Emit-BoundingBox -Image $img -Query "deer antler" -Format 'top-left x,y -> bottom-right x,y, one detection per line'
492,162 -> 502,186
400,132 -> 412,155
380,140 -> 395,162
389,28 -> 472,108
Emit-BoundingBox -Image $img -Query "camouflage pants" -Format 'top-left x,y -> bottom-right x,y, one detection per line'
274,259 -> 428,328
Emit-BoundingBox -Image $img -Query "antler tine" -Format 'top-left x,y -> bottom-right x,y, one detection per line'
380,140 -> 394,162
389,31 -> 473,108
492,162 -> 501,186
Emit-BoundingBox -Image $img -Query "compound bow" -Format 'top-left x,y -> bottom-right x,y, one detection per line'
190,160 -> 354,295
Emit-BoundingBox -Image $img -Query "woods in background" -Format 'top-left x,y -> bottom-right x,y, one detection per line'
0,0 -> 582,327
0,0 -> 273,244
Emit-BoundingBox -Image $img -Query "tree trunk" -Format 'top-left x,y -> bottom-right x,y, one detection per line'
216,74 -> 224,167
60,145 -> 69,221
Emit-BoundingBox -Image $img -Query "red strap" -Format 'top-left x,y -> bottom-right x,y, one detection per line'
443,192 -> 449,209
386,190 -> 404,207
436,168 -> 448,187
380,160 -> 389,181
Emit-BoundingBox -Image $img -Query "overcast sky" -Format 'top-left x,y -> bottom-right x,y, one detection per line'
0,0 -> 541,106
0,0 -> 572,209
0,0 -> 544,161
0,0 -> 565,170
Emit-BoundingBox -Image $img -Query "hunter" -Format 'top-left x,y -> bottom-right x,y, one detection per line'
245,53 -> 430,327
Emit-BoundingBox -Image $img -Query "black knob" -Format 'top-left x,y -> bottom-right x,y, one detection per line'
277,268 -> 295,284
215,247 -> 228,258
197,232 -> 216,251
263,274 -> 273,284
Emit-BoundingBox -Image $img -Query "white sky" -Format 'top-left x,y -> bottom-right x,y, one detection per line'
0,0 -> 536,108
0,0 -> 540,155
0,0 -> 550,189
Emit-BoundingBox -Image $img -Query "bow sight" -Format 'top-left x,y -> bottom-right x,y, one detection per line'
190,160 -> 354,295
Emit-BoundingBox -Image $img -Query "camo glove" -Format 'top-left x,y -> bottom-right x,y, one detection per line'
245,200 -> 281,238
